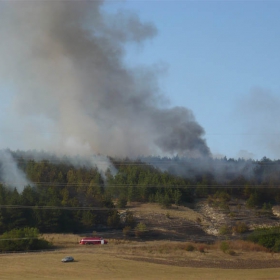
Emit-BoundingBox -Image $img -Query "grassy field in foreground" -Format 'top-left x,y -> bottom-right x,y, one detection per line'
0,248 -> 280,280
2,233 -> 280,279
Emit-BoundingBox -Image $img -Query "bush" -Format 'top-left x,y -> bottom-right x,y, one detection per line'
135,222 -> 148,238
198,245 -> 205,253
214,191 -> 230,202
229,212 -> 236,218
117,196 -> 128,209
0,227 -> 52,252
125,211 -> 136,227
232,222 -> 249,234
122,226 -> 132,237
273,239 -> 280,252
219,201 -> 230,212
246,193 -> 260,208
220,241 -> 230,253
247,226 -> 280,251
160,193 -> 172,209
225,240 -> 268,252
173,189 -> 182,205
228,249 -> 236,256
260,203 -> 273,216
107,210 -> 121,228
219,225 -> 232,235
185,244 -> 195,251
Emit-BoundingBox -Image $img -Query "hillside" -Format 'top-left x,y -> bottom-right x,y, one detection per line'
123,199 -> 280,242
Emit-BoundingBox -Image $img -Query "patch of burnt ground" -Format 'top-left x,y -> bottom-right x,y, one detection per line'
132,207 -> 214,242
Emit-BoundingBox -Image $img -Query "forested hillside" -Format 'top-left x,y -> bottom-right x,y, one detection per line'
0,151 -> 280,235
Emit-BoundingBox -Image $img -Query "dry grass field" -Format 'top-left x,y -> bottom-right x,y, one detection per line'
2,202 -> 280,279
1,235 -> 280,280
1,247 -> 280,280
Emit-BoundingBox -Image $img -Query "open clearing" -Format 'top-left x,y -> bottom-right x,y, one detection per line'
2,202 -> 280,280
1,237 -> 280,280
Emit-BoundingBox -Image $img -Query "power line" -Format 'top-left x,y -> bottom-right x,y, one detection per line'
0,205 -> 115,211
2,181 -> 280,188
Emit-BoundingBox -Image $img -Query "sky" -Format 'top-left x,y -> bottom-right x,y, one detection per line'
104,0 -> 280,160
0,0 -> 280,160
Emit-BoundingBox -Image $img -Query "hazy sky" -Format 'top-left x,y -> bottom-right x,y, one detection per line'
0,0 -> 280,160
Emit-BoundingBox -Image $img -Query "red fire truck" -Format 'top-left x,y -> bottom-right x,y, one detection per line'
79,237 -> 108,245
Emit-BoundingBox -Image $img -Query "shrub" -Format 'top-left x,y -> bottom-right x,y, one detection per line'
160,193 -> 172,209
107,210 -> 121,228
125,211 -> 136,227
148,194 -> 155,203
220,241 -> 230,253
232,222 -> 249,234
173,189 -> 182,206
117,196 -> 128,209
228,249 -> 236,256
219,201 -> 230,212
273,239 -> 280,252
0,227 -> 52,252
219,225 -> 231,235
247,226 -> 280,251
135,222 -> 148,238
122,226 -> 131,237
246,193 -> 260,208
262,202 -> 272,211
185,244 -> 195,251
214,191 -> 231,202
207,196 -> 214,205
260,203 -> 273,216
224,240 -> 268,252
229,212 -> 236,218
198,245 -> 205,253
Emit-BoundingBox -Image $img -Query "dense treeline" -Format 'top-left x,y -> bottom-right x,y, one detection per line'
108,156 -> 280,208
0,158 -> 116,234
106,159 -> 193,207
0,153 -> 280,234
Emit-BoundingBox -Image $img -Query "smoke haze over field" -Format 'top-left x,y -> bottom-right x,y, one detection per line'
0,0 -> 210,158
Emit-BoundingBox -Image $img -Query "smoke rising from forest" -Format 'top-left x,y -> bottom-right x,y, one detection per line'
0,150 -> 32,192
0,1 -> 210,159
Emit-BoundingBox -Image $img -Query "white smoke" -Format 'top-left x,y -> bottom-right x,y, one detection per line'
0,150 -> 32,192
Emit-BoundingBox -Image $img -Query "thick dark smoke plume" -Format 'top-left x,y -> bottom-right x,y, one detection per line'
0,1 -> 210,158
